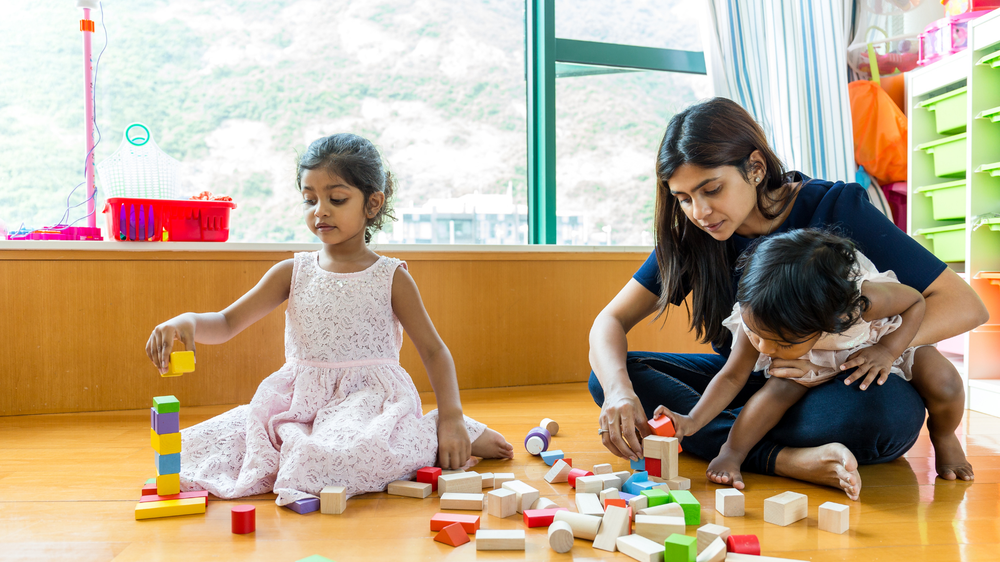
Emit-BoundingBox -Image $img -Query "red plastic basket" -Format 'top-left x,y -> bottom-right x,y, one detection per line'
103,197 -> 237,242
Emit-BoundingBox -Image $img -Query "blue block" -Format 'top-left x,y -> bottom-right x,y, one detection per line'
151,408 -> 179,435
623,471 -> 647,494
540,450 -> 564,466
154,452 -> 181,475
286,497 -> 320,514
628,480 -> 657,495
630,457 -> 646,471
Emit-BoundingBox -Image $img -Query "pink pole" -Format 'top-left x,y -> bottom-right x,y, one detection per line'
82,7 -> 96,228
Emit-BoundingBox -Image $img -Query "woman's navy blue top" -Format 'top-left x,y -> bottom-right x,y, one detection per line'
632,173 -> 947,356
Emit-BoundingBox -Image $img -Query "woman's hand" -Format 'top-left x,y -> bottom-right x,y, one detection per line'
651,405 -> 696,443
436,413 -> 473,470
145,316 -> 196,375
768,358 -> 829,388
599,390 -> 649,461
841,344 -> 895,390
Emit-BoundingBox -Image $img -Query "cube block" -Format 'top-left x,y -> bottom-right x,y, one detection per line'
152,395 -> 180,414
150,409 -> 179,435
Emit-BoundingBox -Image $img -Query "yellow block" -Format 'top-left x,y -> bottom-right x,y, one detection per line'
164,351 -> 195,377
150,428 -> 181,455
156,473 -> 180,495
135,497 -> 206,520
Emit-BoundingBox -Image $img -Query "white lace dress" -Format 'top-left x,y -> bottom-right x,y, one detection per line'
178,252 -> 487,505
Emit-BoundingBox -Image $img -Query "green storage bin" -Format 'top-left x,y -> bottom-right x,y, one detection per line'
915,179 -> 966,220
977,50 -> 1000,68
976,106 -> 1000,123
916,223 -> 966,263
976,161 -> 1000,177
915,133 -> 967,178
918,87 -> 968,135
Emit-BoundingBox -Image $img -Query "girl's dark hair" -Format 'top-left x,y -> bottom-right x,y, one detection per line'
654,97 -> 795,348
736,229 -> 871,343
296,133 -> 396,243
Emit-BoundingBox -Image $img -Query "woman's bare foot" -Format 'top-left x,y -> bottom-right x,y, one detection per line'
706,449 -> 746,490
471,428 -> 514,459
775,443 -> 862,501
930,431 -> 974,481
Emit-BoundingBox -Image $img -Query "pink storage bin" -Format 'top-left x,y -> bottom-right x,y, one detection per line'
942,0 -> 1000,16
918,11 -> 993,66
881,182 -> 908,232
7,226 -> 103,241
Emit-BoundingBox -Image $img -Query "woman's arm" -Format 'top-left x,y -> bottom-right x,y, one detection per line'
682,326 -> 759,433
911,267 -> 989,347
146,259 -> 293,373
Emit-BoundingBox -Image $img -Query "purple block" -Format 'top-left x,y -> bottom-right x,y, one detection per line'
286,497 -> 320,514
151,408 -> 180,435
618,492 -> 637,502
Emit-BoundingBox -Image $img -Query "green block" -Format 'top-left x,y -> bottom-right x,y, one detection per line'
641,488 -> 671,507
668,489 -> 701,525
152,395 -> 180,414
663,533 -> 696,562
145,477 -> 155,485
296,557 -> 334,562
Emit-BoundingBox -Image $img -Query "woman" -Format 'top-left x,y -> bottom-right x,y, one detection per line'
588,98 -> 986,499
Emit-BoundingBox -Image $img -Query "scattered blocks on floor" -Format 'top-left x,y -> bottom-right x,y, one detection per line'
639,502 -> 684,518
726,534 -> 761,555
574,474 -> 606,494
548,520 -> 575,553
430,512 -> 480,533
321,486 -> 348,514
617,533 -> 665,562
763,491 -> 808,526
664,533 -> 697,562
437,472 -> 482,494
540,450 -> 564,466
574,492 -> 605,517
668,489 -> 701,525
231,504 -> 255,534
818,501 -> 850,534
600,487 -> 620,507
135,497 -> 206,520
553,511 -> 602,540
697,537 -> 727,562
541,417 -> 559,436
475,529 -> 525,551
287,497 -> 320,514
532,497 -> 559,510
633,514 -> 685,544
648,414 -> 676,437
387,480 -> 431,499
440,492 -> 485,510
697,523 -> 731,553
592,463 -> 613,475
523,507 -> 568,527
501,480 -> 539,514
416,467 -> 441,491
487,488 -> 517,518
165,351 -> 195,376
716,488 -> 745,517
434,522 -> 470,547
665,476 -> 691,490
592,504 -> 630,552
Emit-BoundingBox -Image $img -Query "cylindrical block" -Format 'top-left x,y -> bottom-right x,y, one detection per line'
566,468 -> 593,488
553,511 -> 602,540
548,520 -> 574,553
540,418 -> 559,436
231,504 -> 256,534
726,534 -> 760,555
524,426 -> 551,455
533,497 -> 558,510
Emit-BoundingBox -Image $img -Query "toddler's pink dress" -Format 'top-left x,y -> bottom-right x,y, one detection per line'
179,252 -> 486,505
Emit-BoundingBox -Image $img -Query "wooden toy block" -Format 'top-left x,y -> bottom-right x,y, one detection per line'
575,474 -> 606,493
134,497 -> 206,520
726,534 -> 761,555
642,435 -> 670,459
696,537 -> 726,562
567,468 -> 594,488
150,429 -> 181,455
593,463 -> 613,475
593,504 -> 630,552
320,485 -> 347,514
663,437 -> 680,479
649,414 -> 676,437
623,471 -> 648,494
542,460 -> 572,484
639,502 -> 684,518
641,488 -> 670,507
231,504 -> 255,534
150,409 -> 179,435
492,473 -> 515,487
664,533 -> 697,562
441,469 -> 465,475
763,491 -> 807,526
295,557 -> 334,562
487,489 -> 517,518
139,490 -> 209,503
479,472 -> 495,489
540,450 -> 564,466
438,472 -> 482,494
548,520 -> 575,553
287,497 -> 320,514
633,514 -> 686,544
541,417 -> 559,436
523,507 -> 568,527
669,489 -> 701,525
630,481 -> 658,495
524,426 -> 551,455
697,524 -> 731,553
141,483 -> 159,496
599,473 -> 623,490
563,458 -> 573,466
614,470 -> 632,488
553,510 -> 602,540
152,395 -> 180,414
165,351 -> 195,376
725,554 -> 807,562
600,487 -> 620,507
475,529 -> 525,551
440,492 -> 484,510
156,473 -> 180,496
645,457 -> 662,477
617,533 -> 665,562
574,492 -> 605,517
434,521 -> 470,547
154,452 -> 181,476
630,457 -> 646,471
430,512 -> 480,533
605,498 -> 628,510
501,480 -> 539,514
818,502 -> 849,534
666,476 -> 691,490
532,497 -> 558,510
416,466 -> 441,491
716,488 -> 745,517
387,480 -> 431,499
628,493 -> 649,513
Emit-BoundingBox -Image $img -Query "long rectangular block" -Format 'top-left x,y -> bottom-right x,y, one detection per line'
440,492 -> 485,510
475,529 -> 525,551
668,489 -> 701,525
286,497 -> 320,514
139,490 -> 208,503
763,491 -> 807,526
387,480 -> 431,499
321,485 -> 347,514
501,480 -> 539,514
134,497 -> 205,520
150,428 -> 181,455
617,533 -> 665,562
633,514 -> 685,544
152,395 -> 180,414
430,512 -> 480,533
154,452 -> 181,476
574,492 -> 605,517
522,507 -> 568,527
593,504 -> 630,552
156,473 -> 180,496
150,408 -> 179,435
438,472 -> 482,494
575,474 -> 606,493
479,472 -> 495,489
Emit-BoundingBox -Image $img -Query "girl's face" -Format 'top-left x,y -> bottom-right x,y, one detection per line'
300,168 -> 381,246
667,159 -> 764,240
741,309 -> 821,360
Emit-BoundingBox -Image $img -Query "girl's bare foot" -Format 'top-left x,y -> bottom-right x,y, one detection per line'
930,431 -> 974,481
706,449 -> 746,490
775,443 -> 862,501
471,428 -> 514,459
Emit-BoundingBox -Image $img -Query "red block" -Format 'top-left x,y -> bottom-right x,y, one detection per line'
430,513 -> 480,533
522,507 -> 568,527
727,534 -> 761,555
139,490 -> 210,503
646,457 -> 662,478
434,522 -> 470,547
628,506 -> 633,533
141,484 -> 159,496
567,468 -> 594,488
231,504 -> 256,534
417,467 -> 442,491
605,498 -> 627,510
648,415 -> 675,437
563,458 -> 572,467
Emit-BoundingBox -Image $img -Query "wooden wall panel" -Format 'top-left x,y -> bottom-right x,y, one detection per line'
0,249 -> 710,416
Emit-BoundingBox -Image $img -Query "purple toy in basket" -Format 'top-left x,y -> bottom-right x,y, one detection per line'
524,426 -> 551,455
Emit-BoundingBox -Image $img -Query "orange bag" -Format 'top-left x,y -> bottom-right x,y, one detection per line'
849,80 -> 908,185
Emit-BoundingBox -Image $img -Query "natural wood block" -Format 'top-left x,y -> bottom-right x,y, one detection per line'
628,493 -> 649,512
716,488 -> 745,517
475,529 -> 525,551
818,502 -> 850,534
553,510 -> 603,540
440,492 -> 485,510
548,520 -> 574,553
532,497 -> 558,510
763,491 -> 808,526
613,470 -> 632,489
501,480 -> 539,514
574,492 -> 605,517
430,512 -> 480,533
639,502 -> 684,518
575,474 -> 606,493
666,476 -> 691,490
433,522 -> 470,547
386,480 -> 430,499
437,472 -> 482,494
663,437 -> 679,479
599,473 -> 623,490
697,537 -> 726,562
319,486 -> 348,514
479,472 -> 494,489
600,487 -> 620,507
593,463 -> 613,475
617,533 -> 665,562
697,523 -> 731,553
134,497 -> 206,520
642,435 -> 670,459
633,514 -> 686,544
541,417 -> 560,436
487,489 -> 517,518
493,473 -> 515,487
593,504 -> 630,552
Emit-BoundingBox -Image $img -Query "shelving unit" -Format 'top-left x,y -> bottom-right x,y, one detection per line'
907,9 -> 1000,416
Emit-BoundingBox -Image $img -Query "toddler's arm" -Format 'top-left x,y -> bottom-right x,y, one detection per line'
145,259 -> 293,374
842,281 -> 926,389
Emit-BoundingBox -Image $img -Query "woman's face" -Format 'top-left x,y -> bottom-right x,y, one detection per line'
667,160 -> 763,240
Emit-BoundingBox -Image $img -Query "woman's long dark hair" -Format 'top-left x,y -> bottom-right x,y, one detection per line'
654,97 -> 795,348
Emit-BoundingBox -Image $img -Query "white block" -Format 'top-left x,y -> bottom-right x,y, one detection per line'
593,505 -> 630,552
763,491 -> 808,526
574,492 -> 605,517
818,501 -> 849,534
716,488 -> 745,517
617,533 -> 666,562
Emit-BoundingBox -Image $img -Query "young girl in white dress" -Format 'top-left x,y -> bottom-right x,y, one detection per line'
655,229 -> 972,500
146,133 -> 513,505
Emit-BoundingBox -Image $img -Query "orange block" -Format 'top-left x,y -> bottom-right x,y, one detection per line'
434,522 -> 470,547
430,513 -> 480,533
605,498 -> 628,509
648,415 -> 675,437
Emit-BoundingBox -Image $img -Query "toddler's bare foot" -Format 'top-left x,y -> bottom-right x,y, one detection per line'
775,442 -> 861,501
471,428 -> 514,459
930,431 -> 974,481
706,450 -> 746,490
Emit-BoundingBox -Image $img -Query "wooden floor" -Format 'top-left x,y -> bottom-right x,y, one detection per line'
2,383 -> 999,562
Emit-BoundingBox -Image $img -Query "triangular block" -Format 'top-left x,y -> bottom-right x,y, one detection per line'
434,522 -> 470,547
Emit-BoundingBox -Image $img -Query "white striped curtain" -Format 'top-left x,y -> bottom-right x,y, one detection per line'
701,0 -> 856,183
